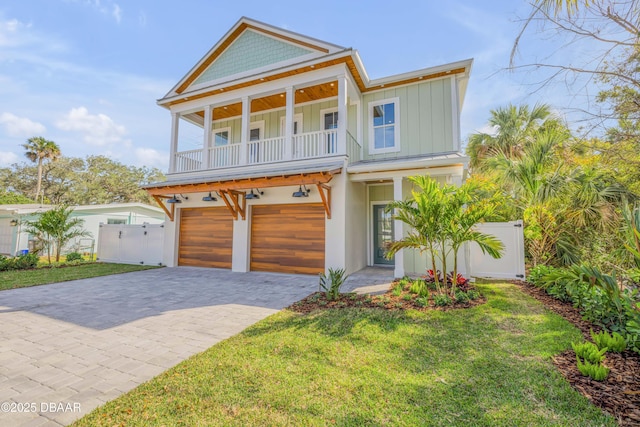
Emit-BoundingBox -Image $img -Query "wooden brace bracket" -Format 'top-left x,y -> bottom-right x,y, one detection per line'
316,183 -> 331,219
219,190 -> 246,220
153,195 -> 176,222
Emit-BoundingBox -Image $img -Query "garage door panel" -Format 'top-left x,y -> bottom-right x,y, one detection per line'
178,208 -> 233,268
250,204 -> 325,274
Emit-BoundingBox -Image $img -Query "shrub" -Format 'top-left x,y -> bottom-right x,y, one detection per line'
466,290 -> 481,300
572,341 -> 607,364
434,294 -> 453,307
402,294 -> 414,301
409,280 -> 429,297
14,253 -> 38,270
455,290 -> 470,303
527,265 -> 558,287
591,330 -> 627,353
319,268 -> 348,301
392,285 -> 403,297
415,297 -> 429,307
65,252 -> 83,262
576,357 -> 610,381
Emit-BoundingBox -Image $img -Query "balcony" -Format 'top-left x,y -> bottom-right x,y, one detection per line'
172,130 -> 361,174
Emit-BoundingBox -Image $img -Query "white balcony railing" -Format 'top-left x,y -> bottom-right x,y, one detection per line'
248,136 -> 285,164
172,129 -> 359,173
209,144 -> 240,168
174,149 -> 202,173
293,129 -> 338,159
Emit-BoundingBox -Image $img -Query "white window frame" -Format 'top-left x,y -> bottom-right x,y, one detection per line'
213,127 -> 231,146
368,97 -> 400,154
250,120 -> 265,141
320,107 -> 338,130
279,114 -> 303,136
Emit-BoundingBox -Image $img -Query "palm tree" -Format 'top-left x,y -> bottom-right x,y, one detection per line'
387,176 -> 504,296
24,205 -> 90,263
466,104 -> 559,171
22,136 -> 61,203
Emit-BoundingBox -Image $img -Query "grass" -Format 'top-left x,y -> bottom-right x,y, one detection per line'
0,263 -> 161,290
73,281 -> 614,426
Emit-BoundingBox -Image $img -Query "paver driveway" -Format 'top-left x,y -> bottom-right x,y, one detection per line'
0,267 -> 321,426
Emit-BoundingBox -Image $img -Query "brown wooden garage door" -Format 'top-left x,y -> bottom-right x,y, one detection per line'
178,207 -> 233,268
251,204 -> 325,274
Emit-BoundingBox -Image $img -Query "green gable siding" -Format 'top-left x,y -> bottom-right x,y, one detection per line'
193,30 -> 314,86
362,78 -> 453,161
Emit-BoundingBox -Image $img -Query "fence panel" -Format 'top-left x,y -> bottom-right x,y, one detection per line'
467,220 -> 525,280
97,223 -> 164,265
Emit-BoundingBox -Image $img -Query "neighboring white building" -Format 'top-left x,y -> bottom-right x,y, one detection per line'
144,17 -> 472,277
0,203 -> 165,256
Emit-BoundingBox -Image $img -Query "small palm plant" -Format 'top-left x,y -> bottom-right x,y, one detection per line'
319,268 -> 348,301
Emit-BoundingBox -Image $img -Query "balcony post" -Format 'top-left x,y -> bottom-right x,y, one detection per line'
337,74 -> 347,155
284,86 -> 294,160
240,96 -> 250,165
202,105 -> 212,170
169,112 -> 179,173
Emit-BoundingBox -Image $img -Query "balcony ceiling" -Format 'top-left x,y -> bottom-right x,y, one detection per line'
192,81 -> 339,121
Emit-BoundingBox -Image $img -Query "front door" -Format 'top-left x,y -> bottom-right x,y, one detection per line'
373,204 -> 394,265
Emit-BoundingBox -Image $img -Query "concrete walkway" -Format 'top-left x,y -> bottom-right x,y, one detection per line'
0,266 -> 393,426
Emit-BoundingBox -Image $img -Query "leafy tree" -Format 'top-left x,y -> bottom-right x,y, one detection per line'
0,155 -> 165,205
386,176 -> 504,296
21,136 -> 61,203
0,191 -> 34,204
24,205 -> 91,263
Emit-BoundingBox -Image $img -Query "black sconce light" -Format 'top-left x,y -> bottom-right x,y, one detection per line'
202,192 -> 217,202
167,194 -> 188,204
245,189 -> 263,199
292,185 -> 310,198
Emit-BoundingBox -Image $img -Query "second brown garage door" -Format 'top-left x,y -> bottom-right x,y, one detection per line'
178,207 -> 233,268
250,204 -> 325,274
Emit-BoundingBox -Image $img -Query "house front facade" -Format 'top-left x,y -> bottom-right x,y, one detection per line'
145,17 -> 472,277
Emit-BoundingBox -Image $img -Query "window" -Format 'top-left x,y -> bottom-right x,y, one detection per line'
320,108 -> 338,154
369,98 -> 400,153
279,114 -> 303,136
248,121 -> 265,163
214,128 -> 230,146
107,218 -> 127,225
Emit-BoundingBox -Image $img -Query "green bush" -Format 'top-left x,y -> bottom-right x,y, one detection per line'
65,252 -> 83,262
434,294 -> 453,307
576,356 -> 609,381
467,290 -> 481,300
527,265 -> 558,287
591,330 -> 627,353
415,296 -> 429,307
0,253 -> 39,271
455,290 -> 470,303
572,341 -> 607,364
409,280 -> 429,297
392,285 -> 403,297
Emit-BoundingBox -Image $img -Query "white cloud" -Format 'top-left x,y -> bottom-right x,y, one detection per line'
0,112 -> 46,137
112,4 -> 122,23
0,151 -> 19,166
56,107 -> 126,146
134,147 -> 168,170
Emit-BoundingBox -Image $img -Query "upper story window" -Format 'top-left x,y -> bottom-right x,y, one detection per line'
369,98 -> 400,154
214,128 -> 230,146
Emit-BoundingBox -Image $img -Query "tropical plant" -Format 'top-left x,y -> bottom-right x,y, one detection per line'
572,341 -> 607,364
22,136 -> 61,203
576,356 -> 610,381
318,268 -> 348,301
591,330 -> 627,353
24,205 -> 91,263
65,252 -> 83,262
386,176 -> 504,297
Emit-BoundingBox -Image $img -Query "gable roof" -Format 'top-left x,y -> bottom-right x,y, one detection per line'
165,17 -> 345,98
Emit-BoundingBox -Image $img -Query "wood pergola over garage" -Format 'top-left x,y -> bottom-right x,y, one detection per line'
143,165 -> 341,273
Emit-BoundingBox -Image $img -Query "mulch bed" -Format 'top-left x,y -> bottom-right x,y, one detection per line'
516,280 -> 640,426
288,284 -> 486,315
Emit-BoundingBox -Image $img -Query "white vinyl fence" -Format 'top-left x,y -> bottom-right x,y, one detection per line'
467,220 -> 526,280
97,223 -> 164,266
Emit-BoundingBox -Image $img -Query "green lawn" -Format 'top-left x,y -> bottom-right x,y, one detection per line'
0,263 -> 161,290
73,282 -> 614,426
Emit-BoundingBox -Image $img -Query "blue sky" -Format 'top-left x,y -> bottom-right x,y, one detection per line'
0,0 -> 592,171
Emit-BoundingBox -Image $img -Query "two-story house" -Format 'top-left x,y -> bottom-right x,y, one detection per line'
144,17 -> 471,277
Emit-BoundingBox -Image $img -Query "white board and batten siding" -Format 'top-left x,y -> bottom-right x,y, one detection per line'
467,220 -> 526,280
97,223 -> 164,266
